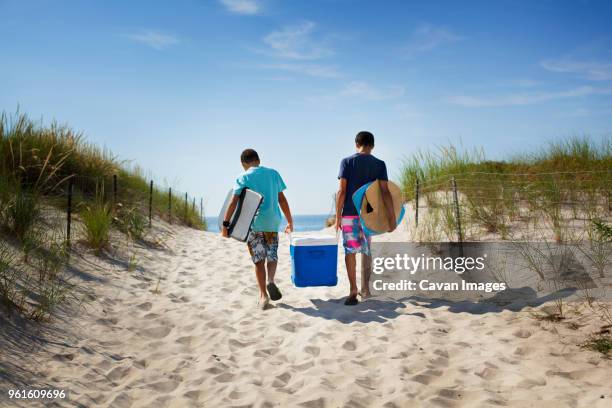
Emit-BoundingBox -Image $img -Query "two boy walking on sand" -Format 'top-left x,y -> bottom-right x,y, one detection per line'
221,132 -> 395,309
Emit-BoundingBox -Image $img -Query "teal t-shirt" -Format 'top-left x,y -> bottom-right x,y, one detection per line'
233,166 -> 287,232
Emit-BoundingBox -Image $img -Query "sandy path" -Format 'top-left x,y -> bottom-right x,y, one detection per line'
2,225 -> 611,408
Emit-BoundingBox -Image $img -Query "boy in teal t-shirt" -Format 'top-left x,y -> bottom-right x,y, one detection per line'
221,149 -> 293,310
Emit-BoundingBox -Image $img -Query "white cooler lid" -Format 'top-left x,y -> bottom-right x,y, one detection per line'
290,233 -> 338,247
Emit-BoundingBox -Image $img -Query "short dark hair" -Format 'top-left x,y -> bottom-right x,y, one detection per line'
355,131 -> 375,147
240,148 -> 260,164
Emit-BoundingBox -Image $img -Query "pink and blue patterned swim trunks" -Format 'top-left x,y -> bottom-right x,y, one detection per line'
341,216 -> 371,256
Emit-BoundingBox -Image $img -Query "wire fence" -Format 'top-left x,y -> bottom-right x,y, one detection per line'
13,174 -> 207,248
409,170 -> 612,243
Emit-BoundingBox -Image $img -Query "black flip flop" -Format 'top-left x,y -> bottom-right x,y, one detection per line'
266,282 -> 282,301
344,295 -> 359,306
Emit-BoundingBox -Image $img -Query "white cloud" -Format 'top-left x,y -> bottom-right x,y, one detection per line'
498,79 -> 542,88
262,21 -> 333,60
124,30 -> 180,50
541,59 -> 612,81
339,81 -> 405,101
219,0 -> 260,15
447,86 -> 612,107
258,63 -> 342,78
403,23 -> 464,56
307,81 -> 405,104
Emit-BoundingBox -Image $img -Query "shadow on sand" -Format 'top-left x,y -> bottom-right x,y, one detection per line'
280,287 -> 577,324
402,286 -> 577,314
279,298 -> 426,324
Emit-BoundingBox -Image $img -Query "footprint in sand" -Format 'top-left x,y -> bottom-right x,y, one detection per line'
430,349 -> 450,367
205,366 -> 225,375
79,345 -> 95,355
517,377 -> 547,388
53,353 -> 75,362
342,341 -> 357,351
279,322 -> 297,332
106,365 -> 133,382
96,317 -> 118,325
292,361 -> 315,372
355,376 -> 377,390
183,390 -> 202,400
139,325 -> 172,339
254,348 -> 278,358
411,369 -> 442,385
437,388 -> 463,400
229,389 -> 247,399
214,372 -> 235,383
276,372 -> 291,384
170,295 -> 190,303
108,392 -> 132,408
228,338 -> 255,350
513,346 -> 533,356
176,336 -> 194,346
304,346 -> 320,357
475,364 -> 498,380
297,397 -> 326,408
147,379 -> 180,393
137,302 -> 153,311
513,328 -> 532,338
133,359 -> 147,369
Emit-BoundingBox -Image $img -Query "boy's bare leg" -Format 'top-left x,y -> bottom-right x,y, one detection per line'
345,253 -> 358,297
360,254 -> 372,298
254,261 -> 268,302
266,260 -> 277,283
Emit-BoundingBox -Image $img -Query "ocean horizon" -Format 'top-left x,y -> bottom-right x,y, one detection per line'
205,214 -> 331,233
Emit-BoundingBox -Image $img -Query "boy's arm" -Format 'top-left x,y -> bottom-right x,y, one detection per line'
379,180 -> 397,232
278,192 -> 293,233
221,195 -> 240,238
335,178 -> 347,232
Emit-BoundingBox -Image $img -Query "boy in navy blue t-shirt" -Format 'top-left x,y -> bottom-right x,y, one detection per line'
335,131 -> 396,305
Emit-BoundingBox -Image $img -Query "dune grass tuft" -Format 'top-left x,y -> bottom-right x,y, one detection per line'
81,200 -> 112,254
583,335 -> 612,355
5,187 -> 40,241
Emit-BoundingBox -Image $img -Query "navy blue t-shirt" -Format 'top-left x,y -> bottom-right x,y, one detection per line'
338,153 -> 388,216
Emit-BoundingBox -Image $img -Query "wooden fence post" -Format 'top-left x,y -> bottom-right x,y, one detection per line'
415,176 -> 419,228
113,174 -> 117,206
192,197 -> 195,213
451,177 -> 464,255
184,192 -> 188,220
168,187 -> 172,224
66,178 -> 74,248
148,180 -> 153,228
200,197 -> 203,221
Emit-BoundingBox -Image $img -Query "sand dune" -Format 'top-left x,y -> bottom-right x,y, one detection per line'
1,219 -> 611,408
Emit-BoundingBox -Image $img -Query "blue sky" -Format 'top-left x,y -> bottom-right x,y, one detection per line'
2,0 -> 612,214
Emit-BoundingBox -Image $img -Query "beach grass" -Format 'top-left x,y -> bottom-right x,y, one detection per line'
0,110 -> 205,230
583,335 -> 612,355
0,109 -> 206,319
400,137 -> 612,242
81,199 -> 112,254
400,137 -> 612,201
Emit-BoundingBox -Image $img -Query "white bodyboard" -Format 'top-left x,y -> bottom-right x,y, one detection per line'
218,189 -> 263,242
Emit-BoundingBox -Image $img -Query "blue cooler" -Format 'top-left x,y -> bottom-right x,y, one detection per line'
290,234 -> 338,287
